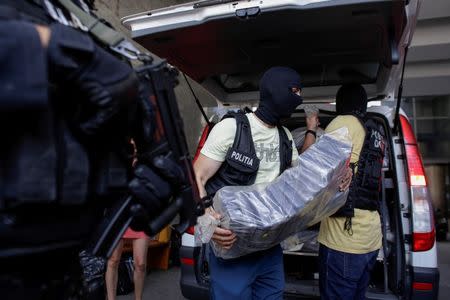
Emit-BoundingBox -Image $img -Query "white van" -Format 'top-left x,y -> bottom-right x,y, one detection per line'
122,1 -> 439,299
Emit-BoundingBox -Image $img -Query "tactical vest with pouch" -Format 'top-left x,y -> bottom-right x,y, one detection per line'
333,114 -> 386,220
205,112 -> 292,196
0,0 -> 131,253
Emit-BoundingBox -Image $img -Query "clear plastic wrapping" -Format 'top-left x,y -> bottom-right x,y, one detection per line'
280,230 -> 319,252
301,104 -> 319,117
210,128 -> 352,259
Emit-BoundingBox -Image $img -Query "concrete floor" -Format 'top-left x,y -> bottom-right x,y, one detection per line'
117,267 -> 185,300
119,241 -> 450,300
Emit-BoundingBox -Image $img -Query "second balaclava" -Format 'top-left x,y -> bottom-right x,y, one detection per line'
335,84 -> 368,117
255,67 -> 303,126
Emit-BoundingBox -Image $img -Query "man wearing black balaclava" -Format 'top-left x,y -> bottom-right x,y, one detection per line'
193,67 -> 302,300
303,83 -> 385,300
255,66 -> 304,126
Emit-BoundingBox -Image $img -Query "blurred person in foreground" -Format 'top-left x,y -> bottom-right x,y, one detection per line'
0,1 -> 195,299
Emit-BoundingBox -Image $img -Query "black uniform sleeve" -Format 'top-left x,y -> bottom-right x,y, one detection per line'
0,20 -> 48,111
47,22 -> 139,137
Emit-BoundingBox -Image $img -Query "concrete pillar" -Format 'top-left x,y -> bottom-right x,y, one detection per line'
425,164 -> 449,239
94,0 -> 216,153
425,165 -> 446,214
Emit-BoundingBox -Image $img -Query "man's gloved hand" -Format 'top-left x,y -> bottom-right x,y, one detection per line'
46,23 -> 139,137
127,154 -> 186,233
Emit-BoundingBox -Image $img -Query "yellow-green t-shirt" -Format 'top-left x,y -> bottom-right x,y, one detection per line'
317,115 -> 382,254
201,113 -> 299,184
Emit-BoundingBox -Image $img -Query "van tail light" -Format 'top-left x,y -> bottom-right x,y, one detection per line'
400,115 -> 435,252
186,226 -> 195,235
181,257 -> 195,266
412,282 -> 433,291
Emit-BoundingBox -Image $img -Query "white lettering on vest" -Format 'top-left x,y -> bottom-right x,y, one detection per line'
371,129 -> 384,149
230,151 -> 254,167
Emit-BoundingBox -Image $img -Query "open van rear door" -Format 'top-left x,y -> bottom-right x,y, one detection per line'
121,0 -> 420,104
122,0 -> 422,125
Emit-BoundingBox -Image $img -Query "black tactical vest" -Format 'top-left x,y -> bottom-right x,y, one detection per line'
205,112 -> 292,196
0,0 -> 130,208
333,115 -> 386,218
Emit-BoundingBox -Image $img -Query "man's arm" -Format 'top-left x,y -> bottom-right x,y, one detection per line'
194,154 -> 237,249
194,153 -> 222,199
300,113 -> 319,153
34,25 -> 51,47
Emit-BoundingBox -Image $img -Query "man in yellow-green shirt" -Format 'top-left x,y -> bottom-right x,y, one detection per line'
195,67 -> 303,300
304,84 -> 385,300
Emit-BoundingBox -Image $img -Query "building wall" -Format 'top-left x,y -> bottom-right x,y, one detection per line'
404,0 -> 450,222
405,0 -> 450,97
402,0 -> 450,163
94,0 -> 214,154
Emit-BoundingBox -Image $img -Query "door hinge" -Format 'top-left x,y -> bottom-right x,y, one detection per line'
404,234 -> 412,244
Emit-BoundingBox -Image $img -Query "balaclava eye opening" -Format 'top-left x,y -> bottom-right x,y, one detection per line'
335,84 -> 368,117
255,67 -> 303,126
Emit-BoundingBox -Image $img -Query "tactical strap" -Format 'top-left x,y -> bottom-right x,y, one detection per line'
195,195 -> 214,216
231,113 -> 254,154
57,0 -> 124,47
278,126 -> 292,174
344,217 -> 354,236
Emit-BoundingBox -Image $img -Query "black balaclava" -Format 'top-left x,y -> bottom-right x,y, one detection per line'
255,67 -> 303,126
335,84 -> 368,117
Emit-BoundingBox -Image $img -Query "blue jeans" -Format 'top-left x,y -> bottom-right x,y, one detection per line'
209,245 -> 284,300
319,244 -> 378,300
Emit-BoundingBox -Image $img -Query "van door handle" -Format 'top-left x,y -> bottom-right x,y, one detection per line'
236,6 -> 261,19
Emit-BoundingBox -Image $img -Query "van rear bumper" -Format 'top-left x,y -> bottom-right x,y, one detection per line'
179,246 -> 209,300
411,266 -> 439,300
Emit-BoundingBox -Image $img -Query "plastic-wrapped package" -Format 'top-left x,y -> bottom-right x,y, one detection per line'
292,104 -> 324,149
195,213 -> 220,245
281,230 -> 319,252
301,104 -> 319,117
211,128 -> 352,259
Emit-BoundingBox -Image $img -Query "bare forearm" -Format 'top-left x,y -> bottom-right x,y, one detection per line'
196,173 -> 208,199
34,25 -> 51,47
301,134 -> 316,153
194,154 -> 222,198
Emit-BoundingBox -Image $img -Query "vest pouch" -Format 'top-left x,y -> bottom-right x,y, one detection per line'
1,109 -> 57,208
222,147 -> 260,183
0,108 -> 91,209
356,157 -> 382,211
57,123 -> 90,205
360,158 -> 382,188
205,148 -> 260,196
332,115 -> 386,217
205,113 -> 261,196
